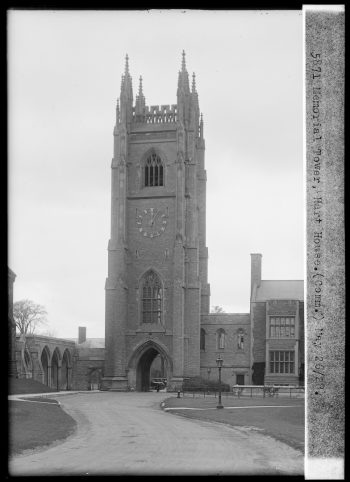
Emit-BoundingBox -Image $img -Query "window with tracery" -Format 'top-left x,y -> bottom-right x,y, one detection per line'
217,329 -> 225,350
145,153 -> 164,187
142,271 -> 162,324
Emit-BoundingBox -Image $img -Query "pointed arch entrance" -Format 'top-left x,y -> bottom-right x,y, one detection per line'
128,340 -> 172,392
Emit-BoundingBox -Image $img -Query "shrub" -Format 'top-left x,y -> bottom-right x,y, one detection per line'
182,376 -> 230,392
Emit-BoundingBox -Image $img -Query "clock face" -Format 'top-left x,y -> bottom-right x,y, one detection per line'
136,207 -> 168,238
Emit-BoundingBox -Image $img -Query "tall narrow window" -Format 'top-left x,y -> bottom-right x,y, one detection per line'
142,271 -> 162,324
237,330 -> 244,350
217,329 -> 225,350
145,153 -> 164,187
200,328 -> 206,351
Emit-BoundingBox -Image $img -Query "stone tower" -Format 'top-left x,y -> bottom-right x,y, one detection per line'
101,53 -> 210,391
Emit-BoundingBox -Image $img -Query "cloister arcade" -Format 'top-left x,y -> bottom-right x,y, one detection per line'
16,334 -> 75,390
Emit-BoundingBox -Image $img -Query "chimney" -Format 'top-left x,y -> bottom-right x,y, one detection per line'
78,326 -> 86,344
250,253 -> 262,298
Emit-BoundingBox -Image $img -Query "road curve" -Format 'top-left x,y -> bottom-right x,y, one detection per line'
9,392 -> 303,476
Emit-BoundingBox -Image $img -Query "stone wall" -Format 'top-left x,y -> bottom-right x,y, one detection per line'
200,313 -> 251,387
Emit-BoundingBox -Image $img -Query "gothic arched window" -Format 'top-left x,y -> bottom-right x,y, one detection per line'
145,153 -> 164,187
217,329 -> 226,350
141,271 -> 162,324
200,328 -> 206,351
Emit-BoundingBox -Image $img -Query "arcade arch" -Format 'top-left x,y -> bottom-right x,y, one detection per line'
51,348 -> 61,390
41,346 -> 50,386
61,349 -> 71,390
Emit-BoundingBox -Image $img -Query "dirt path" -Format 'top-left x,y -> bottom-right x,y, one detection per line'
9,392 -> 303,476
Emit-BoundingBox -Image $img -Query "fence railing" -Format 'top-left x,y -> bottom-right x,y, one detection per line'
176,385 -> 305,399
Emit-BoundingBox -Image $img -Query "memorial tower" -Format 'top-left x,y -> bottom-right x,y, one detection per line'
102,52 -> 210,391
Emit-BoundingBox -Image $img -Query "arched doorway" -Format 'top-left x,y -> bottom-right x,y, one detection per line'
41,346 -> 50,386
137,347 -> 160,391
89,368 -> 102,390
128,340 -> 172,392
51,348 -> 60,391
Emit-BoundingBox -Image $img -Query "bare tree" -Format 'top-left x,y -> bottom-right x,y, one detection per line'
13,299 -> 48,335
210,305 -> 225,314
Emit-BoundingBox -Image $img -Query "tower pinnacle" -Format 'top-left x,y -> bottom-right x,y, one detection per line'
125,54 -> 130,76
138,76 -> 143,96
177,50 -> 190,97
135,74 -> 145,116
181,50 -> 186,72
119,55 -> 133,124
192,73 -> 196,93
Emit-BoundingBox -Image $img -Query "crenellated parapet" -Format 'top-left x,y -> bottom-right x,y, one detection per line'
132,104 -> 178,124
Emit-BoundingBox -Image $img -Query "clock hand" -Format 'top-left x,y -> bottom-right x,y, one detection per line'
149,210 -> 159,226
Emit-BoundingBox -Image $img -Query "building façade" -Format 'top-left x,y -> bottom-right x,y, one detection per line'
10,54 -> 304,391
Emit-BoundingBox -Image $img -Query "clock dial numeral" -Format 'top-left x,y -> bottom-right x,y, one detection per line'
136,206 -> 168,238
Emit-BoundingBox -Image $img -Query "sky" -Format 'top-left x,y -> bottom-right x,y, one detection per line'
8,9 -> 304,338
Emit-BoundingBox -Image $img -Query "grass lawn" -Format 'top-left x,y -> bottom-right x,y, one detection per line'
9,378 -> 58,395
163,396 -> 305,453
9,398 -> 77,456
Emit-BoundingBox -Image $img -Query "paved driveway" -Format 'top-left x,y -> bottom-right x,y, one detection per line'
9,392 -> 303,476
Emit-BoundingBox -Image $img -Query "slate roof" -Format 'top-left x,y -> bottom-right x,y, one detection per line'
254,280 -> 304,301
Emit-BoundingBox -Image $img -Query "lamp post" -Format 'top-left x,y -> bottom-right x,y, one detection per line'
216,355 -> 224,409
207,368 -> 211,394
